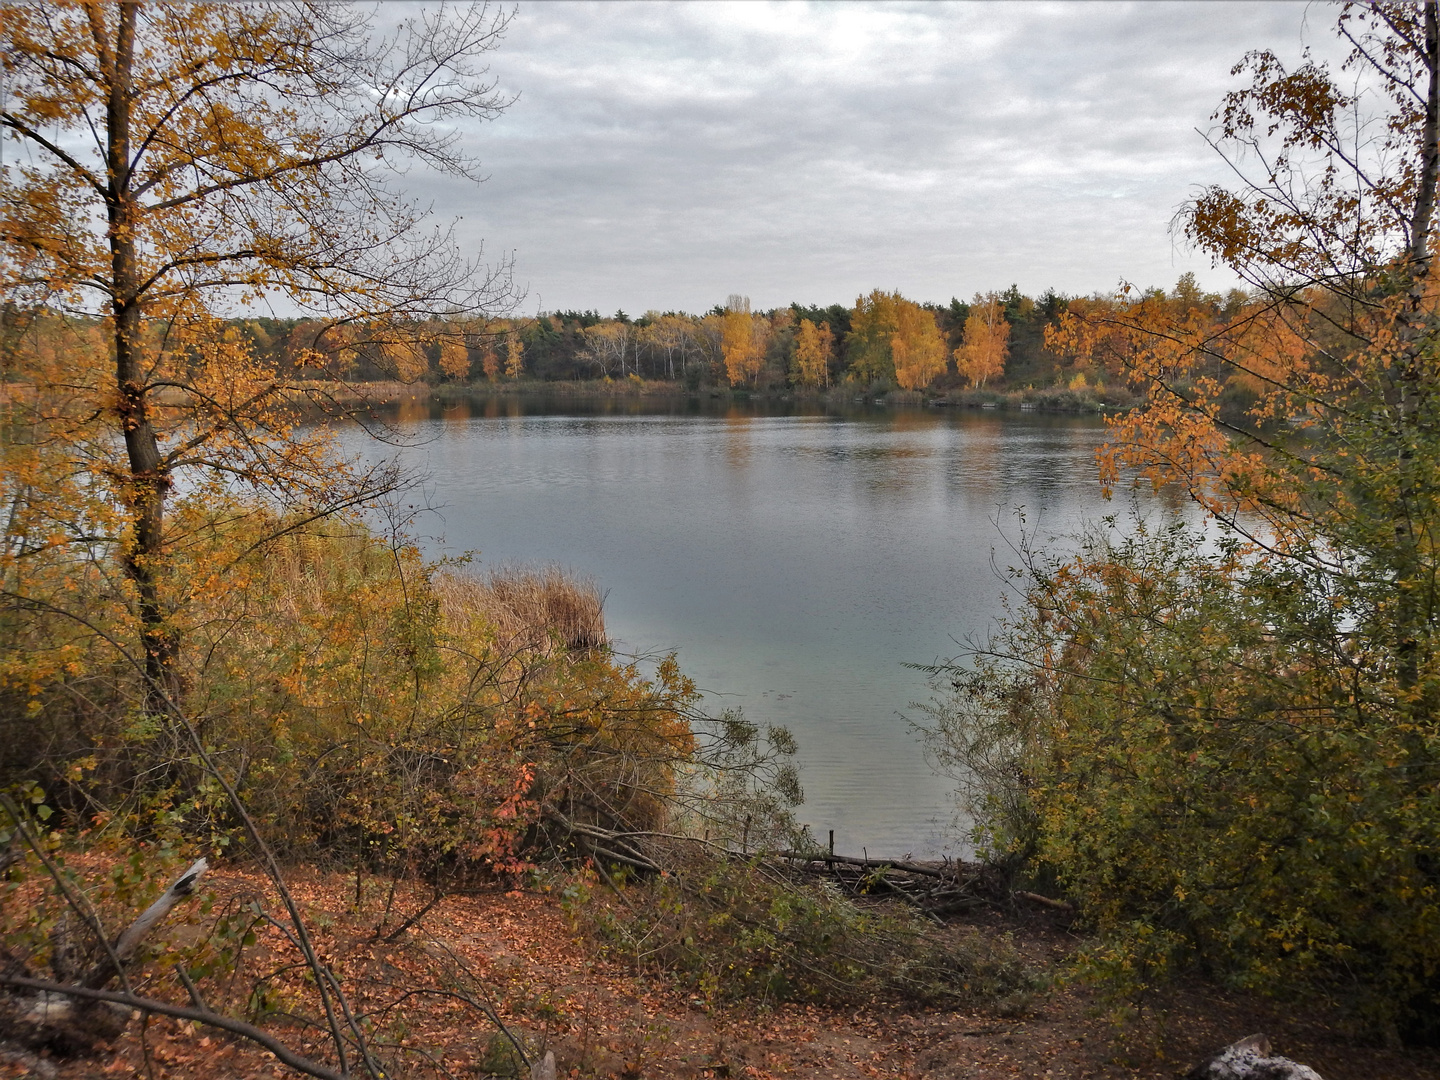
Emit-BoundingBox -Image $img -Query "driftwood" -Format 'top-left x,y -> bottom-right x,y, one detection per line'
1013,889 -> 1074,912
558,818 -> 1009,920
0,858 -> 208,1053
1186,1034 -> 1325,1080
530,1049 -> 557,1080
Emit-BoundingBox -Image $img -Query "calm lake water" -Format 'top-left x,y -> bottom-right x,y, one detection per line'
337,393 -> 1170,858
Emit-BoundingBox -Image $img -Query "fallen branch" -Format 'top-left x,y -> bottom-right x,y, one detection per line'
1013,890 -> 1074,912
587,843 -> 660,874
0,974 -> 346,1080
84,858 -> 208,988
377,885 -> 443,944
776,850 -> 957,881
551,817 -> 1001,921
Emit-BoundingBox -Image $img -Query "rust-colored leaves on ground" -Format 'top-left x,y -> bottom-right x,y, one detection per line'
6,866 -> 1437,1080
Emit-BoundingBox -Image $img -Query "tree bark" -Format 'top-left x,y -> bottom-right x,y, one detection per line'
1394,0 -> 1439,692
98,3 -> 178,713
1409,0 -> 1440,268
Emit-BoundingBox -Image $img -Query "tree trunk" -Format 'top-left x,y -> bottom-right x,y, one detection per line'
99,3 -> 177,713
1394,0 -> 1440,693
1409,0 -> 1439,268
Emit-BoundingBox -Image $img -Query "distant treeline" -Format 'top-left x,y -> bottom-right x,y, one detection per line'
216,274 -> 1247,393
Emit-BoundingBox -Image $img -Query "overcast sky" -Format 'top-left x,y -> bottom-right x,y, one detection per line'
416,1 -> 1340,317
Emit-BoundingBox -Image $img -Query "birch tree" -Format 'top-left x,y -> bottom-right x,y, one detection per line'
793,318 -> 833,388
0,1 -> 516,707
954,293 -> 1009,388
890,304 -> 947,390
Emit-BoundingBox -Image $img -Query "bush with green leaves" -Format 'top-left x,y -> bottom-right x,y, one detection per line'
918,516 -> 1440,1037
570,844 -> 1038,1012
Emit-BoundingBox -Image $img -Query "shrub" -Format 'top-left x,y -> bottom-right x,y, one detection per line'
918,516 -> 1440,1037
571,843 -> 1039,1012
0,501 -> 707,881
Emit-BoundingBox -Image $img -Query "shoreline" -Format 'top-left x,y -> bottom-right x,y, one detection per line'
4,377 -> 1133,415
298,377 -> 1134,415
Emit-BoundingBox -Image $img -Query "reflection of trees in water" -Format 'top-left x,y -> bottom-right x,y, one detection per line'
376,397 -> 1118,528
851,437 -> 935,502
941,422 -> 1115,525
476,397 -> 525,420
871,411 -> 948,496
441,400 -> 473,423
887,408 -> 939,435
949,418 -> 1006,504
723,412 -> 753,471
394,396 -> 432,426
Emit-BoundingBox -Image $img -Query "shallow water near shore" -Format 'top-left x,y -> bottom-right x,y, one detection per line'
337,392 -> 1185,858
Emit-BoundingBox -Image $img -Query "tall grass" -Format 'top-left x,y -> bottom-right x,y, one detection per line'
437,566 -> 606,656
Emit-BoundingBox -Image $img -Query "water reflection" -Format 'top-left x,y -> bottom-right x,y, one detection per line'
723,411 -> 752,471
392,394 -> 431,426
336,392 -> 1182,858
440,399 -> 472,423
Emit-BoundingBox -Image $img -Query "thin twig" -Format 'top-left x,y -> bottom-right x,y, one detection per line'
0,974 -> 346,1080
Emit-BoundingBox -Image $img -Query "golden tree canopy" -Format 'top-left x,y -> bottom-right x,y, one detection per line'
0,0 -> 517,699
954,293 -> 1010,388
845,289 -> 902,384
505,333 -> 525,379
793,319 -> 834,387
721,308 -> 767,387
891,303 -> 947,390
846,290 -> 942,387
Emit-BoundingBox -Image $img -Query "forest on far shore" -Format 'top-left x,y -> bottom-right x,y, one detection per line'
205,273 -> 1246,396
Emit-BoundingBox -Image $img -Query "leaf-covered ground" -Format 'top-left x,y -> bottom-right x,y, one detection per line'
4,865 -> 1437,1080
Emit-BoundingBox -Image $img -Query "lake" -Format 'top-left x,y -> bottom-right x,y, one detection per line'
338,393 -> 1167,859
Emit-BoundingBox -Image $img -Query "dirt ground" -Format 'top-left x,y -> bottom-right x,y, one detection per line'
4,866 -> 1437,1080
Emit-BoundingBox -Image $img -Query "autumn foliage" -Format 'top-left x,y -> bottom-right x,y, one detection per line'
954,293 -> 1010,389
720,303 -> 769,387
844,289 -> 946,388
791,318 -> 834,388
923,2 -> 1440,1038
0,7 -> 800,1066
1,493 -> 698,868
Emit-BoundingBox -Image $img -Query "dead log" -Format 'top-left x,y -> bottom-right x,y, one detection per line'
1186,1034 -> 1325,1080
0,975 -> 344,1080
777,850 -> 956,880
1,858 -> 208,1054
84,858 -> 207,987
1013,890 -> 1074,913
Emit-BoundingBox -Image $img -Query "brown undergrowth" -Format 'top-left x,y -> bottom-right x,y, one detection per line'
4,863 -> 1438,1080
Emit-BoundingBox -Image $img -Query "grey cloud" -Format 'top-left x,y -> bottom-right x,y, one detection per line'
407,1 -> 1346,314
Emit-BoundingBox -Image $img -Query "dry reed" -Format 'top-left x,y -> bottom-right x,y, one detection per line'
436,565 -> 606,656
